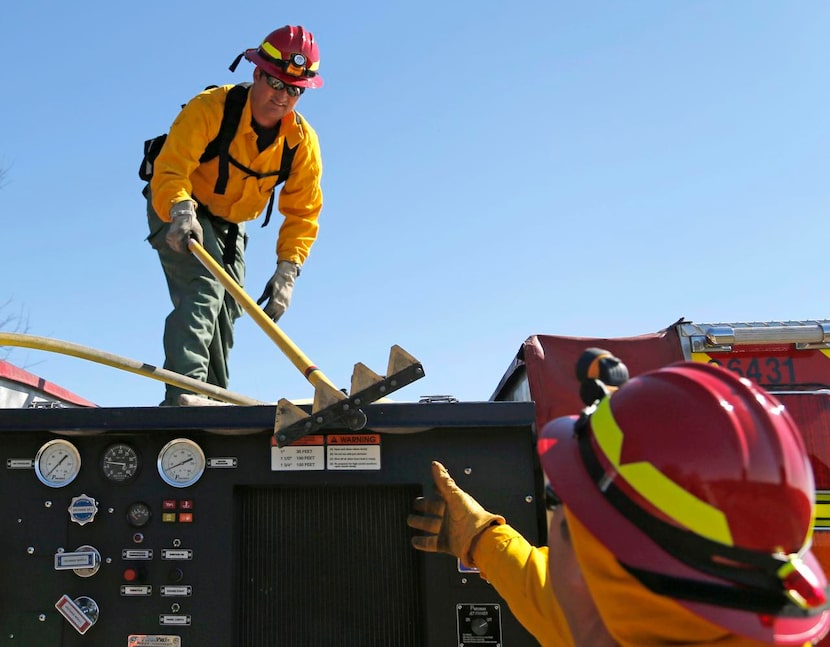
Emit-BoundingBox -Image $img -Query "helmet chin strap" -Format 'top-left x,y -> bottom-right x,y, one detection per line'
621,561 -> 829,617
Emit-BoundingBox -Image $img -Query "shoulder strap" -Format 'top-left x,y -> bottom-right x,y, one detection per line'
200,83 -> 252,195
277,114 -> 302,185
261,124 -> 300,228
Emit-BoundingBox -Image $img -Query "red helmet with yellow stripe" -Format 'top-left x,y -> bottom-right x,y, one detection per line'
231,25 -> 323,89
538,360 -> 830,645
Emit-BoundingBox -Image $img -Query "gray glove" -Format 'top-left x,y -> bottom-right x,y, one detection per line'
165,200 -> 203,253
257,260 -> 300,322
407,461 -> 505,567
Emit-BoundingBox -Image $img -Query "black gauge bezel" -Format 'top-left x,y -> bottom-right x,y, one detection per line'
126,500 -> 152,527
100,442 -> 141,484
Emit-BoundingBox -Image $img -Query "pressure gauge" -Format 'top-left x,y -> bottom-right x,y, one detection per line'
157,438 -> 205,488
126,501 -> 152,527
100,443 -> 141,484
35,439 -> 81,488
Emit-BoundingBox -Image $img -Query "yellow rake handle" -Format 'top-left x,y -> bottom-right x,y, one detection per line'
188,239 -> 338,391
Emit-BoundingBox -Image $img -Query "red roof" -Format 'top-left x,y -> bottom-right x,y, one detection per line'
0,360 -> 97,407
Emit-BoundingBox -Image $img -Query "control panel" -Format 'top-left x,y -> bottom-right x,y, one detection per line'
0,401 -> 544,646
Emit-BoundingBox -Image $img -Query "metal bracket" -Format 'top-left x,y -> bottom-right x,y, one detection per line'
682,321 -> 830,354
274,345 -> 424,447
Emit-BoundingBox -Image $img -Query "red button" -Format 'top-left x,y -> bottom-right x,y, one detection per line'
162,500 -> 177,510
123,568 -> 138,582
179,500 -> 194,510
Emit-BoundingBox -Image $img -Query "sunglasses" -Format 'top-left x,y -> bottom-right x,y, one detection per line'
263,73 -> 304,97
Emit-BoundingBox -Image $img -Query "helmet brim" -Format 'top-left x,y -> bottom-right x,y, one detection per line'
538,415 -> 830,645
243,49 -> 323,89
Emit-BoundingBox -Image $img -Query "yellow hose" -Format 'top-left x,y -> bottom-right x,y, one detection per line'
0,332 -> 264,406
188,240 -> 339,391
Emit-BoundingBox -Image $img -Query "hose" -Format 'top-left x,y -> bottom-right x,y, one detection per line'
0,332 -> 264,406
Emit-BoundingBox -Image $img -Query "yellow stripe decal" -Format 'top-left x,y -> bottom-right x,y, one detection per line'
591,398 -> 734,545
690,352 -> 714,364
815,503 -> 830,524
261,42 -> 284,61
815,492 -> 830,527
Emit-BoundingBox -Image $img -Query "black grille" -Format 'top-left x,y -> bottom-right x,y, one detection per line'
236,485 -> 424,646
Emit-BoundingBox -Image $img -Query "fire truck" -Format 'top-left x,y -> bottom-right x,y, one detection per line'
0,317 -> 827,645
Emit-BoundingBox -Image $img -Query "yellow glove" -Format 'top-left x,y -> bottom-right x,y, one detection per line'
407,461 -> 505,567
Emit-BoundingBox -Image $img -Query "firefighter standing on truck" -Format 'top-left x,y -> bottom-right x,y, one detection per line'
408,360 -> 830,646
145,25 -> 323,406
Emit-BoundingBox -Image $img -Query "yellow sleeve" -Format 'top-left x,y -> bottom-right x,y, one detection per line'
472,524 -> 574,647
150,89 -> 225,221
275,117 -> 323,265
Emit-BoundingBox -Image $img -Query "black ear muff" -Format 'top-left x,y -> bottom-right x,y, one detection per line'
575,348 -> 629,406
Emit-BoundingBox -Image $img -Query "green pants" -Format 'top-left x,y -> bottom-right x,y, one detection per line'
146,196 -> 246,406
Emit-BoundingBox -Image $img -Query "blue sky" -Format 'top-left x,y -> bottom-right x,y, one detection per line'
1,1 -> 828,407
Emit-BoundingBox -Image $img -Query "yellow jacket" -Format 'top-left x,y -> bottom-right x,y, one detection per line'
473,516 -> 806,646
565,509 -> 807,647
150,85 -> 323,265
473,524 -> 574,646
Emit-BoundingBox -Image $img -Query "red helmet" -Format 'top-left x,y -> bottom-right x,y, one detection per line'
232,25 -> 323,89
538,360 -> 830,645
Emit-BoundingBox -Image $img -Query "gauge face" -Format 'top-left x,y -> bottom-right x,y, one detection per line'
157,438 -> 205,488
101,443 -> 141,484
126,501 -> 152,527
34,439 -> 81,488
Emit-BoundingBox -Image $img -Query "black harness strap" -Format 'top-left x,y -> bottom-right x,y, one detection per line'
193,85 -> 300,265
208,148 -> 296,265
224,222 -> 239,266
202,86 -> 300,230
261,139 -> 298,228
200,83 -> 251,195
622,563 -> 829,617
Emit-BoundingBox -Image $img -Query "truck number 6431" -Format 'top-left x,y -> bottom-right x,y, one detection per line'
708,357 -> 796,385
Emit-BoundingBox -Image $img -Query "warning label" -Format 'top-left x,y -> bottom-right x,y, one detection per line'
271,435 -> 325,471
327,434 -> 380,445
327,433 -> 381,470
327,444 -> 381,470
270,434 -> 381,471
